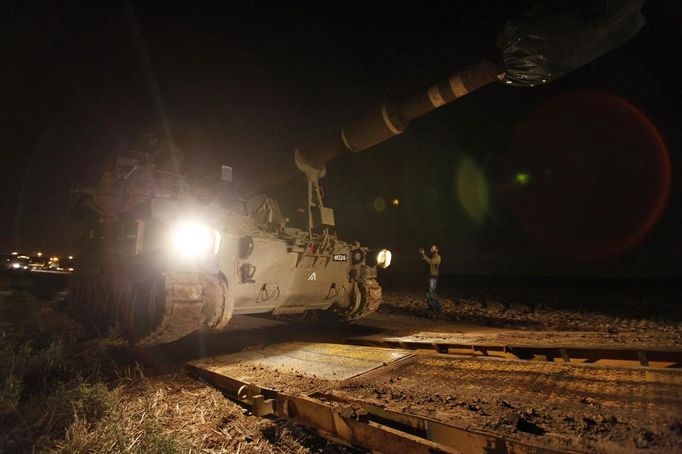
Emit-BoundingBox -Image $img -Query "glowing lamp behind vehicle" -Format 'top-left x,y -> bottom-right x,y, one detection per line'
375,249 -> 392,269
170,222 -> 221,258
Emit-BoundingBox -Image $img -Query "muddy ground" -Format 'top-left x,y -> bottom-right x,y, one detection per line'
1,271 -> 681,453
335,355 -> 682,453
377,274 -> 682,346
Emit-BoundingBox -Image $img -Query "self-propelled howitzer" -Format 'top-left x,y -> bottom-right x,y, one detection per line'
67,1 -> 645,345
66,58 -> 503,346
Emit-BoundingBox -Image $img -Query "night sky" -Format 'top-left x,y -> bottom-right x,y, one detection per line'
2,1 -> 680,276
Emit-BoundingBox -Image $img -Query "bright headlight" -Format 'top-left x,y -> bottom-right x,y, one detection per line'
171,222 -> 221,258
376,249 -> 392,269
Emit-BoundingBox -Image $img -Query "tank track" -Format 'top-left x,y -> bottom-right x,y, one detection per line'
67,272 -> 229,346
338,277 -> 382,321
276,277 -> 382,324
139,273 -> 230,346
68,271 -> 376,343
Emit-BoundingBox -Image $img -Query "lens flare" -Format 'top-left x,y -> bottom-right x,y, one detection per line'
455,156 -> 489,224
503,93 -> 671,259
514,173 -> 531,185
373,197 -> 386,212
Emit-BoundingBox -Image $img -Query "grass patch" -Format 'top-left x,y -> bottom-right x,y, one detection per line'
59,408 -> 183,454
0,287 -> 352,454
0,333 -> 186,453
0,289 -> 185,453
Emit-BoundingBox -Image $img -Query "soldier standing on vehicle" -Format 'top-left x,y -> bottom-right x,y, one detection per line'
419,244 -> 442,317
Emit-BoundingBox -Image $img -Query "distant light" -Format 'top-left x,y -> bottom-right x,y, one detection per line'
37,252 -> 43,257
11,252 -> 18,255
391,198 -> 400,207
68,267 -> 74,272
68,256 -> 73,260
11,263 -> 21,269
514,173 -> 531,185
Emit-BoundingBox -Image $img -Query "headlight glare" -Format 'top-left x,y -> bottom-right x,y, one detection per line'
171,222 -> 220,258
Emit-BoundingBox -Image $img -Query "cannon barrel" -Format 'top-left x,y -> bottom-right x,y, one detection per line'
303,57 -> 503,169
237,56 -> 504,200
236,0 -> 646,200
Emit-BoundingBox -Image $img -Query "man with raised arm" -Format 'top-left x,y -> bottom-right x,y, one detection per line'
419,244 -> 442,318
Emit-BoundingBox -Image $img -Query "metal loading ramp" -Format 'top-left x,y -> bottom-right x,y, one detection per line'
347,332 -> 682,369
188,342 -> 414,382
185,342 -> 673,453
